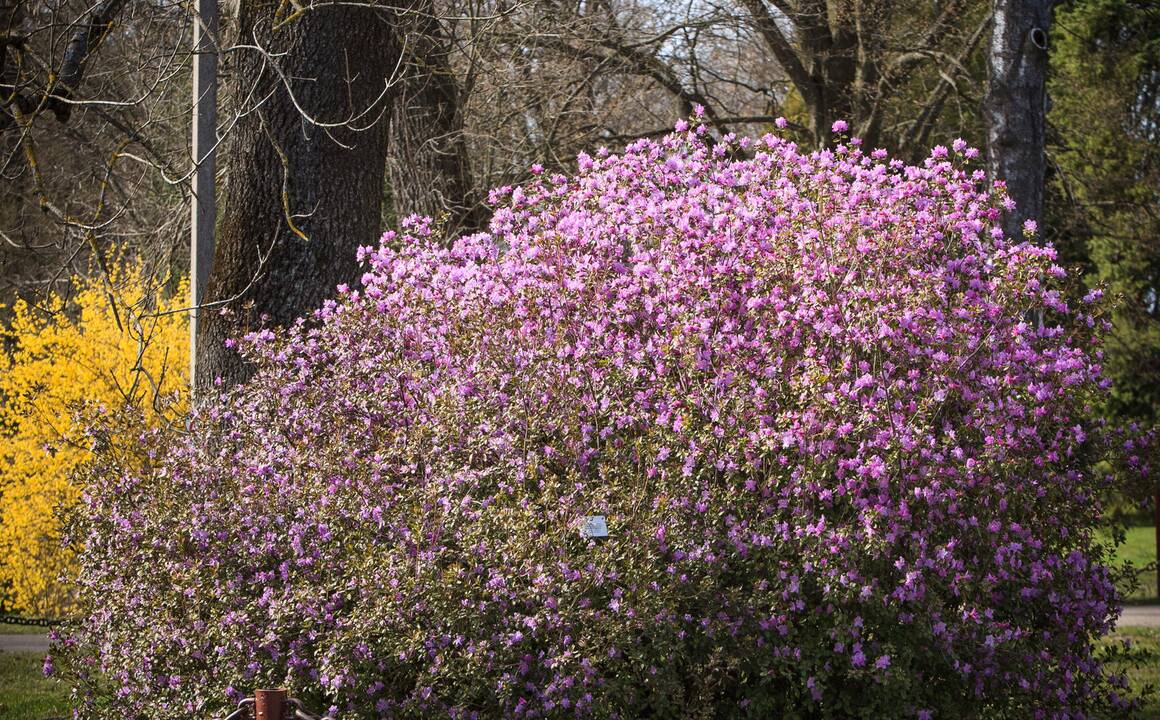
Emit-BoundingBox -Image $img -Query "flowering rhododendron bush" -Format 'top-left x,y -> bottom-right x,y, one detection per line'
56,125 -> 1153,719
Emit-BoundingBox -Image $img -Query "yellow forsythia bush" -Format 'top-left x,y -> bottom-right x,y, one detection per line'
0,262 -> 188,615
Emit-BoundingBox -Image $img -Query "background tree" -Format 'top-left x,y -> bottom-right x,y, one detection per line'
2,0 -> 1155,405
1049,0 -> 1160,421
3,0 -> 1001,343
1,0 -> 190,312
385,0 -> 481,234
197,0 -> 401,388
985,0 -> 1053,241
433,0 -> 996,204
737,0 -> 992,148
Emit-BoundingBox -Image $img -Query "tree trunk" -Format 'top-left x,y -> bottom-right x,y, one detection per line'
0,1 -> 28,132
196,1 -> 398,390
985,0 -> 1052,241
385,1 -> 482,237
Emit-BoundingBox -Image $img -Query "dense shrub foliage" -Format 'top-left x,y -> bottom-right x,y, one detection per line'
56,124 -> 1152,718
0,263 -> 187,615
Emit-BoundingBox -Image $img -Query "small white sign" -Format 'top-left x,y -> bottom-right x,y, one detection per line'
581,515 -> 609,539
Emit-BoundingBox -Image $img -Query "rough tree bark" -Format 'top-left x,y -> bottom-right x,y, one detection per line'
0,1 -> 28,131
196,1 -> 399,389
386,0 -> 483,236
985,0 -> 1052,241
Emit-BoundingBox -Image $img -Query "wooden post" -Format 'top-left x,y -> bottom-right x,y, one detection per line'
254,688 -> 288,720
190,0 -> 218,393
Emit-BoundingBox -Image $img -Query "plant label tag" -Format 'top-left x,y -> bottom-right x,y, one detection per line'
581,515 -> 609,539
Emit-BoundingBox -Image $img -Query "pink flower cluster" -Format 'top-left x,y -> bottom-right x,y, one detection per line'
56,124 -> 1152,719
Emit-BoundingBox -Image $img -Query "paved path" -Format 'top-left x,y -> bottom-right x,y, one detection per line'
0,633 -> 50,652
1120,605 -> 1160,628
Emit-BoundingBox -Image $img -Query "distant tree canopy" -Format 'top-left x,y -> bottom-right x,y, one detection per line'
1049,0 -> 1160,421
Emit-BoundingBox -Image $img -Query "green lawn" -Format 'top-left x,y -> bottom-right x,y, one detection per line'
1103,525 -> 1159,602
0,651 -> 67,720
0,623 -> 53,635
1103,626 -> 1160,719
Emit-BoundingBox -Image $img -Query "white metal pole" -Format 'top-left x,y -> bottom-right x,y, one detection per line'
190,0 -> 218,392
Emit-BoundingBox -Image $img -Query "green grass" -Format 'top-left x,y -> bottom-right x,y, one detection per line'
1103,626 -> 1160,719
0,651 -> 67,720
0,623 -> 53,635
1102,525 -> 1159,602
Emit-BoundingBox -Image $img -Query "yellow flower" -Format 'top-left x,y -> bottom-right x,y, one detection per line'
0,261 -> 188,615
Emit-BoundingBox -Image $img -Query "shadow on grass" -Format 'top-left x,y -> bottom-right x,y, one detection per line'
0,651 -> 66,720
